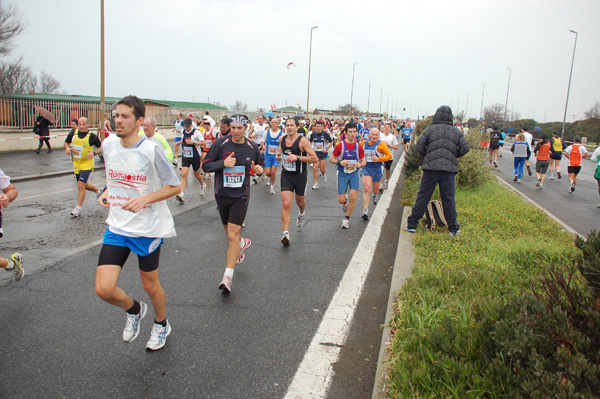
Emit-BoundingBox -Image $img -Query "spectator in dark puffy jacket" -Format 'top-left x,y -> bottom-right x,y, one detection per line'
406,105 -> 470,236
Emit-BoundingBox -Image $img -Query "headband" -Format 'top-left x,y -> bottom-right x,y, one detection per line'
230,114 -> 249,126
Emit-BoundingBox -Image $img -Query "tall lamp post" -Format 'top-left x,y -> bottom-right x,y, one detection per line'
479,82 -> 485,121
306,26 -> 318,117
100,0 -> 105,116
349,63 -> 358,118
561,29 -> 578,140
367,78 -> 373,114
465,92 -> 469,122
504,67 -> 511,123
379,87 -> 383,116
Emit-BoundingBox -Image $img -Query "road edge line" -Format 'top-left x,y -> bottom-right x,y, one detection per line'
284,153 -> 406,399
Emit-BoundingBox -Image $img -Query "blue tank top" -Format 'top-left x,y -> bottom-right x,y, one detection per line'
336,141 -> 360,174
264,129 -> 283,157
363,140 -> 383,169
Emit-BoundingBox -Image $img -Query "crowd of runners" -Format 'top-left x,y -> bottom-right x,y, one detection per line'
479,124 -> 600,196
1,97 -> 415,352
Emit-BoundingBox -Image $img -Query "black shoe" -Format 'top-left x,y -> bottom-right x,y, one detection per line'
527,166 -> 532,176
47,149 -> 52,153
34,150 -> 40,154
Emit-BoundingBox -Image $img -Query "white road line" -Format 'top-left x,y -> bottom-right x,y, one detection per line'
284,153 -> 406,399
16,188 -> 75,201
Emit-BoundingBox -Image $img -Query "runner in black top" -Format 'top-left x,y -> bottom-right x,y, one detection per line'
275,117 -> 318,245
202,114 -> 264,293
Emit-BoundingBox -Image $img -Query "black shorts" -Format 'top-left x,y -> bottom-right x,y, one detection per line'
489,143 -> 500,150
281,171 -> 308,196
535,160 -> 549,174
499,142 -> 504,147
402,138 -> 410,144
383,160 -> 393,171
97,244 -> 161,272
75,170 -> 92,183
215,195 -> 249,226
550,152 -> 562,160
181,157 -> 201,171
567,166 -> 582,175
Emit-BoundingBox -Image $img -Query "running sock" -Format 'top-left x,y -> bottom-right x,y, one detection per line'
224,268 -> 234,278
126,299 -> 141,315
5,259 -> 14,270
283,230 -> 289,235
299,211 -> 305,216
345,215 -> 350,220
154,318 -> 167,327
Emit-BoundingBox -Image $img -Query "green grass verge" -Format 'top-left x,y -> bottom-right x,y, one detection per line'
387,179 -> 579,398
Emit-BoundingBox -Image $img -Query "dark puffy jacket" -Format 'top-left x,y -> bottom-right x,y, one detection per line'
416,106 -> 470,173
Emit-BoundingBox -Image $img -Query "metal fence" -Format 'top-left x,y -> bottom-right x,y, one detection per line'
0,97 -> 228,131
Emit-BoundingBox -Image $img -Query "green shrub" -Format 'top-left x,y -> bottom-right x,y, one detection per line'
457,148 -> 492,189
575,230 -> 600,297
401,142 -> 423,179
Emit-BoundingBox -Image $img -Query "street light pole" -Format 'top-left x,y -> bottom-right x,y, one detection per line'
504,67 -> 511,123
367,78 -> 373,114
479,82 -> 485,121
349,63 -> 358,119
100,0 -> 105,115
306,26 -> 318,117
465,92 -> 469,122
379,87 -> 383,116
561,29 -> 578,140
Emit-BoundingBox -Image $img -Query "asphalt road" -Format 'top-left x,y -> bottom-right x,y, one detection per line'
491,141 -> 600,237
0,153 -> 404,399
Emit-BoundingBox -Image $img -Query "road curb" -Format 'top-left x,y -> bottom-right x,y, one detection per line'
371,206 -> 414,399
11,166 -> 106,183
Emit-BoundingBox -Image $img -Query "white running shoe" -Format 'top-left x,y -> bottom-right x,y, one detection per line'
323,174 -> 327,182
550,174 -> 555,180
200,184 -> 207,196
123,301 -> 148,343
146,320 -> 171,351
296,213 -> 305,227
219,275 -> 232,292
341,218 -> 350,229
312,182 -> 319,190
175,193 -> 185,203
270,185 -> 276,195
281,232 -> 290,245
70,206 -> 82,217
8,253 -> 24,281
237,238 -> 251,264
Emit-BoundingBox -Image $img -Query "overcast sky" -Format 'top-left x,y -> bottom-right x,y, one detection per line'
6,0 -> 599,121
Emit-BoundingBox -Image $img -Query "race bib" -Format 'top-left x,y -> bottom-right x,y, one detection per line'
223,165 -> 245,188
205,141 -> 212,149
268,146 -> 277,155
183,147 -> 194,158
314,141 -> 324,152
365,149 -> 376,162
282,155 -> 297,172
72,145 -> 83,159
344,159 -> 357,174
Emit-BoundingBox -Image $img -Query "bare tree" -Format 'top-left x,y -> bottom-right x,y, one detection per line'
584,102 -> 600,120
0,57 -> 34,93
212,100 -> 224,108
0,2 -> 24,56
482,103 -> 505,125
39,71 -> 60,93
455,111 -> 465,122
337,104 -> 362,117
230,100 -> 248,112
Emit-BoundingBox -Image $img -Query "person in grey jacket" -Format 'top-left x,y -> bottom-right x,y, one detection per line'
406,105 -> 470,236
